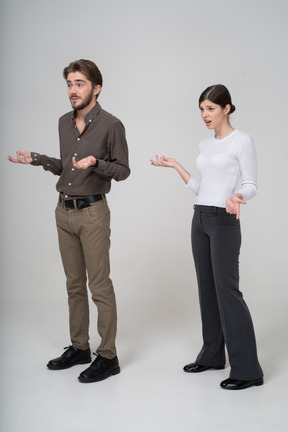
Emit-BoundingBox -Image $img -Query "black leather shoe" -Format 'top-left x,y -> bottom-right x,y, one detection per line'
220,377 -> 264,390
47,346 -> 91,370
78,353 -> 120,383
183,362 -> 225,373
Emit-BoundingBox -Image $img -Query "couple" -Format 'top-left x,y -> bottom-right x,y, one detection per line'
8,59 -> 263,390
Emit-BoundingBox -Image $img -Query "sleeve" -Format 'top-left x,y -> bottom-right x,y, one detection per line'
30,152 -> 63,176
235,136 -> 257,201
186,175 -> 200,195
185,142 -> 201,195
90,120 -> 130,181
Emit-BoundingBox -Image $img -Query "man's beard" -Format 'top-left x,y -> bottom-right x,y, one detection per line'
71,89 -> 94,110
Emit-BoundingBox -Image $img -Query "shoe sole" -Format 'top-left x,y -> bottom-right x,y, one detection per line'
78,367 -> 121,383
184,365 -> 225,373
47,357 -> 92,370
221,378 -> 264,390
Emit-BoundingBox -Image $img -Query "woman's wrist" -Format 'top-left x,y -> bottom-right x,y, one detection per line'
235,193 -> 243,200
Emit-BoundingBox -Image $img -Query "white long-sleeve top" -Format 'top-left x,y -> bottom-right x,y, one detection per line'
187,129 -> 257,208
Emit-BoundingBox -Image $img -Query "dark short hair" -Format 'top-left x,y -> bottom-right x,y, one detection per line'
63,59 -> 103,88
199,84 -> 236,114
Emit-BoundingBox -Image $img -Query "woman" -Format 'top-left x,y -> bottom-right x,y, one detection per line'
151,84 -> 263,390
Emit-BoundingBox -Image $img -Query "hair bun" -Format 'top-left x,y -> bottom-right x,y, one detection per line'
230,104 -> 236,114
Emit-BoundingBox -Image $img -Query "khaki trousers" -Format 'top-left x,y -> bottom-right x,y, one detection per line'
55,198 -> 117,359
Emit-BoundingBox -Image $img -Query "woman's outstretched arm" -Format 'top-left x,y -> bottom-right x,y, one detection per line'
150,155 -> 192,184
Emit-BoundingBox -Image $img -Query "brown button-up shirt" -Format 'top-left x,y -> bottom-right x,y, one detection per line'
31,103 -> 130,199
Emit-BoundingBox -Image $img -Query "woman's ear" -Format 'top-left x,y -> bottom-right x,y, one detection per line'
224,104 -> 231,115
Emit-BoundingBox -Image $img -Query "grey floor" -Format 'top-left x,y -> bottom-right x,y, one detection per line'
1,287 -> 287,432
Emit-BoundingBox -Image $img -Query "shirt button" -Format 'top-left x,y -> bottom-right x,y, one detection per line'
68,183 -> 71,186
47,164 -> 49,166
72,168 -> 75,171
74,153 -> 77,156
65,195 -> 68,198
77,138 -> 80,141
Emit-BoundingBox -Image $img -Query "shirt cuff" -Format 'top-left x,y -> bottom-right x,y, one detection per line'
30,152 -> 41,166
89,158 -> 99,169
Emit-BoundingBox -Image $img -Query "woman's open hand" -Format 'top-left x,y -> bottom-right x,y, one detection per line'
226,194 -> 246,220
150,155 -> 177,168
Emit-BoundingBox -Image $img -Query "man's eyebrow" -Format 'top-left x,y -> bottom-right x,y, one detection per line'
67,79 -> 86,83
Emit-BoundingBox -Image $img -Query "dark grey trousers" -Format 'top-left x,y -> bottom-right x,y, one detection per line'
192,206 -> 263,380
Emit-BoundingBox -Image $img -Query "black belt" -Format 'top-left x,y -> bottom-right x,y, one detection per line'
193,205 -> 227,215
59,194 -> 105,209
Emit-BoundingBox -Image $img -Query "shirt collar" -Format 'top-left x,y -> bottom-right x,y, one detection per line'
72,102 -> 101,125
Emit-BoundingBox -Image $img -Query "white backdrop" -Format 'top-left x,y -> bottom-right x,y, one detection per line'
0,0 -> 287,422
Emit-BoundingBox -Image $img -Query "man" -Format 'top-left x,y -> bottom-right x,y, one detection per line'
8,59 -> 130,383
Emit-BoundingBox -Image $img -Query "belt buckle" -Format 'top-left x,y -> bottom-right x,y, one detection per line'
76,199 -> 90,209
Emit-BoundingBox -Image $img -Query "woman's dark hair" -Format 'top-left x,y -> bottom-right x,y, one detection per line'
199,84 -> 236,114
63,59 -> 103,88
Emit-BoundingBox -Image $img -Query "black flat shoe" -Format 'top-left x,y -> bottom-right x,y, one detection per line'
220,377 -> 264,390
78,353 -> 120,383
47,346 -> 91,370
183,362 -> 225,373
